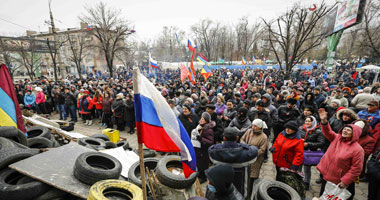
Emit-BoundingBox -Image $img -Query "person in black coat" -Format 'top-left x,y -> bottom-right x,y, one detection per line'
112,93 -> 126,131
301,93 -> 318,114
124,94 -> 135,134
248,100 -> 272,137
273,98 -> 300,142
179,104 -> 199,137
298,116 -> 326,190
367,146 -> 380,200
206,104 -> 225,143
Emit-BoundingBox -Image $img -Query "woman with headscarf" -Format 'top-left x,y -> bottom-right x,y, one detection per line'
78,90 -> 93,125
240,119 -> 268,194
298,116 -> 326,190
191,112 -> 215,183
102,91 -> 113,128
179,104 -> 199,138
317,109 -> 364,200
215,96 -> 226,117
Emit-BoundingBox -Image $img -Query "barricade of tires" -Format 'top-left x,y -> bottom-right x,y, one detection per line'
251,179 -> 301,200
0,126 -> 69,200
78,133 -> 132,151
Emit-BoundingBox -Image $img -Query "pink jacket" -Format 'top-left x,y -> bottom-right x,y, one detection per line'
317,123 -> 364,186
35,92 -> 46,104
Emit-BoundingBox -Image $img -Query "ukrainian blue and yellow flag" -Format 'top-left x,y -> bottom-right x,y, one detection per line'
197,52 -> 209,66
0,64 -> 26,132
201,65 -> 213,81
242,57 -> 247,65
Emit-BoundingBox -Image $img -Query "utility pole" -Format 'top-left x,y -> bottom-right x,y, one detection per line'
48,0 -> 64,79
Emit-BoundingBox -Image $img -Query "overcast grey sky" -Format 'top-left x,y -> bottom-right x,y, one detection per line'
0,0 -> 336,41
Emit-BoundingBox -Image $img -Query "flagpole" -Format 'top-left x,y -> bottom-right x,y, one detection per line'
133,67 -> 148,200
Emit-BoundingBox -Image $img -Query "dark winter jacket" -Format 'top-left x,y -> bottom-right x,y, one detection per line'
54,92 -> 65,105
367,147 -> 380,181
228,117 -> 251,137
209,141 -> 258,164
277,105 -> 301,124
301,93 -> 318,114
112,99 -> 125,118
314,94 -> 325,107
211,112 -> 225,143
78,96 -> 93,114
64,92 -> 77,107
124,99 -> 135,122
329,109 -> 359,133
102,97 -> 113,114
271,130 -> 304,170
262,93 -> 278,122
179,113 -> 199,137
298,124 -> 326,151
222,108 -> 237,127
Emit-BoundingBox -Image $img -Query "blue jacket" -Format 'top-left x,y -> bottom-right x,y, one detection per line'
24,93 -> 36,106
358,109 -> 380,129
315,94 -> 325,107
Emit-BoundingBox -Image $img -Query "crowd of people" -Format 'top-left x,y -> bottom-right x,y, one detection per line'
13,64 -> 380,199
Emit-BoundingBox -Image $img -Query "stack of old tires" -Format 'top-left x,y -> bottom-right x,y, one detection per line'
78,133 -> 131,151
0,126 -> 68,200
26,126 -> 61,148
128,155 -> 198,196
73,150 -> 143,199
251,179 -> 301,200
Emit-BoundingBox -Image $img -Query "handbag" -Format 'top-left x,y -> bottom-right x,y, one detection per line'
303,149 -> 324,166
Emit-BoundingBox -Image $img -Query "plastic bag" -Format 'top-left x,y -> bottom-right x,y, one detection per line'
320,181 -> 351,200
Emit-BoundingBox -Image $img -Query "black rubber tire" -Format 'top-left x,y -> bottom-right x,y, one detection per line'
73,152 -> 122,185
16,176 -> 35,185
90,133 -> 110,142
128,158 -> 159,187
88,179 -> 143,200
78,137 -> 106,150
155,155 -> 197,189
26,127 -> 51,139
0,168 -> 50,200
105,141 -> 117,149
255,179 -> 301,200
0,126 -> 28,146
133,148 -> 156,158
27,137 -> 54,149
0,137 -> 18,151
0,148 -> 40,170
116,140 -> 130,150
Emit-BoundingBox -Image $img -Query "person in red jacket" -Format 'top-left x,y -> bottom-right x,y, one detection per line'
92,90 -> 103,124
271,121 -> 304,180
317,109 -> 364,200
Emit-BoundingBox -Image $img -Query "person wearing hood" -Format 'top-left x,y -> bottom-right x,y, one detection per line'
296,106 -> 318,126
274,98 -> 301,142
271,121 -> 304,181
240,119 -> 268,195
301,92 -> 318,114
24,90 -> 36,110
298,116 -> 326,190
191,112 -> 215,183
329,108 -> 359,133
205,164 -> 244,200
179,104 -> 199,138
313,87 -> 325,107
228,107 -> 251,138
261,93 -> 278,124
35,87 -> 48,114
78,90 -> 94,125
317,109 -> 364,200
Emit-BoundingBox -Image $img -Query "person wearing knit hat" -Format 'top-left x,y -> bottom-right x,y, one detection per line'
205,164 -> 243,199
240,119 -> 268,191
271,120 -> 304,183
229,107 -> 251,137
358,100 -> 380,129
190,112 -> 215,183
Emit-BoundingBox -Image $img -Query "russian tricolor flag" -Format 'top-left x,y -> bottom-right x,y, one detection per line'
133,68 -> 196,178
187,39 -> 197,52
149,54 -> 158,69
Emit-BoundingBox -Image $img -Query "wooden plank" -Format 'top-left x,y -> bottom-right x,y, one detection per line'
9,143 -> 94,199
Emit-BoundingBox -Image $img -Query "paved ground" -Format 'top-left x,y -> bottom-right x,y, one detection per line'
50,113 -> 369,200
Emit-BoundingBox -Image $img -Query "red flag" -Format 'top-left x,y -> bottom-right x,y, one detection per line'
352,71 -> 358,80
180,64 -> 189,82
190,51 -> 196,81
0,64 -> 27,132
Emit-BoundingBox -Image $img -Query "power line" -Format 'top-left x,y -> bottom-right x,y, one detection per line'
0,17 -> 30,29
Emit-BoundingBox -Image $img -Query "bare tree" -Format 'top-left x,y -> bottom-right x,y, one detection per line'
116,39 -> 138,70
0,39 -> 20,79
80,2 -> 134,76
235,17 -> 262,59
66,32 -> 89,80
191,19 -> 220,60
46,37 -> 66,81
14,40 -> 41,81
360,0 -> 380,62
263,2 -> 337,78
